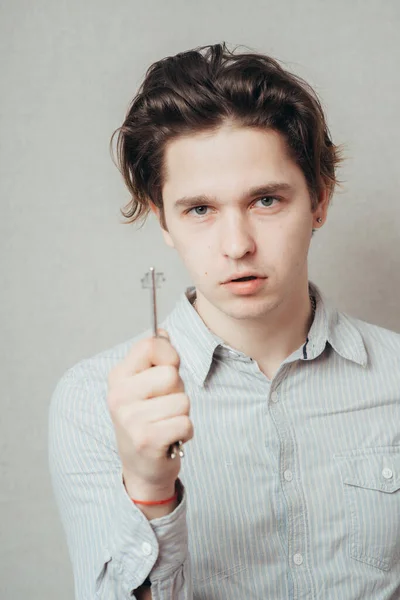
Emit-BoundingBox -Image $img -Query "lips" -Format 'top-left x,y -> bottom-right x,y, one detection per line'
222,275 -> 266,295
223,273 -> 264,283
231,275 -> 257,282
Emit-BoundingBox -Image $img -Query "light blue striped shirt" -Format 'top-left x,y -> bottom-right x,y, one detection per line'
48,280 -> 400,599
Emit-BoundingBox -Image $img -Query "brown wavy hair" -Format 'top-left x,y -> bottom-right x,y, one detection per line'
111,42 -> 342,230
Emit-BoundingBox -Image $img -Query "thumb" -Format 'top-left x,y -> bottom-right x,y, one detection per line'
157,328 -> 170,340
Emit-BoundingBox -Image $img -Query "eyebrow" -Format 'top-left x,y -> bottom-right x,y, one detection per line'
173,183 -> 294,209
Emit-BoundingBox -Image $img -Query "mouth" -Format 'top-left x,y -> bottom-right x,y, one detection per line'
230,276 -> 258,282
222,275 -> 267,296
223,273 -> 265,283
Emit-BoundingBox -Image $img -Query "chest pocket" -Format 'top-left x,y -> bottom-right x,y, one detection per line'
333,447 -> 400,571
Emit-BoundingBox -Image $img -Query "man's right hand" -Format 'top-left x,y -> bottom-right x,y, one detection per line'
107,329 -> 193,501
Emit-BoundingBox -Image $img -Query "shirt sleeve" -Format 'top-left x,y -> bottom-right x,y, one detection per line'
48,367 -> 193,599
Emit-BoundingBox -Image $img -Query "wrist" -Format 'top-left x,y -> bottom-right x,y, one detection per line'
125,478 -> 183,522
132,489 -> 178,506
122,473 -> 177,503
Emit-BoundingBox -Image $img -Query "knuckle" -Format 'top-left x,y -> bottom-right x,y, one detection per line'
163,365 -> 180,389
135,429 -> 151,453
156,337 -> 180,366
180,394 -> 190,415
140,336 -> 155,358
170,347 -> 180,367
184,417 -> 194,440
132,336 -> 150,357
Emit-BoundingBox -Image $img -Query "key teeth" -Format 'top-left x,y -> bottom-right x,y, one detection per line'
141,273 -> 151,288
177,441 -> 184,458
169,441 -> 184,459
141,272 -> 166,288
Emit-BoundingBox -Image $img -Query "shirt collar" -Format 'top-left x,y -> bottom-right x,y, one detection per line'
162,280 -> 368,387
162,287 -> 221,386
306,281 -> 368,368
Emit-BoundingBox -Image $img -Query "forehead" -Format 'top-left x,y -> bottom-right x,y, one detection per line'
162,125 -> 304,201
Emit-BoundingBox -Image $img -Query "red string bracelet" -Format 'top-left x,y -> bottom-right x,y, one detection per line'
131,491 -> 178,506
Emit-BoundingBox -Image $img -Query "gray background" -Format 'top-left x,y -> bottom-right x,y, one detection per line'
1,0 -> 399,598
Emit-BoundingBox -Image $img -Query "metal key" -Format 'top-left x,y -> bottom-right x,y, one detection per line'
141,267 -> 184,460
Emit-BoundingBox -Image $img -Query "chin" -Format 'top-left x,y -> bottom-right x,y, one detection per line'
224,301 -> 268,320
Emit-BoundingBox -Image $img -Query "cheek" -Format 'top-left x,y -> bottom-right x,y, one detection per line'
263,220 -> 310,264
172,235 -> 206,266
180,243 -> 215,281
285,210 -> 313,244
289,228 -> 312,269
174,228 -> 213,256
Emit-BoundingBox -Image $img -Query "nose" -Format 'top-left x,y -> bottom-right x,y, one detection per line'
220,213 -> 256,259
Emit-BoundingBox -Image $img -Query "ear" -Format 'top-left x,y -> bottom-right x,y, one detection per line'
149,201 -> 175,248
320,185 -> 330,216
313,185 -> 330,225
149,200 -> 159,218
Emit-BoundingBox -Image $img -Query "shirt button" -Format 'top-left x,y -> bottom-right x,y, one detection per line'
382,468 -> 393,479
141,542 -> 152,556
271,391 -> 279,403
293,553 -> 303,565
284,470 -> 293,481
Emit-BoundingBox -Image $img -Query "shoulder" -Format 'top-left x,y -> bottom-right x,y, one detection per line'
49,328 -> 152,420
68,329 -> 152,384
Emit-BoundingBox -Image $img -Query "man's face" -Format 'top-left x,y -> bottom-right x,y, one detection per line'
157,124 -> 324,321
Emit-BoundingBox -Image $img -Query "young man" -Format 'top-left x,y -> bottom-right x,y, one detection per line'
48,43 -> 400,599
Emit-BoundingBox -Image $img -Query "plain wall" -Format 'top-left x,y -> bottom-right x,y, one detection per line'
1,0 -> 399,597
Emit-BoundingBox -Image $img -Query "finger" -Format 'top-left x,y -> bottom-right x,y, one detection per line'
139,365 -> 185,398
108,365 -> 185,410
151,416 -> 194,450
123,415 -> 193,459
139,393 -> 190,422
109,333 -> 180,382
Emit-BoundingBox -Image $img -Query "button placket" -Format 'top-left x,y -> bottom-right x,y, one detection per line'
268,374 -> 314,592
271,391 -> 279,403
293,553 -> 303,565
141,542 -> 153,556
284,469 -> 293,481
270,382 -> 313,589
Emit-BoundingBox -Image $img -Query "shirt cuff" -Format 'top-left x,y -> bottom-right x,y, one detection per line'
148,479 -> 188,582
114,474 -> 188,593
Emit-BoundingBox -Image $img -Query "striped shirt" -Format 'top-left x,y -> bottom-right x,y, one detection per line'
48,280 -> 400,599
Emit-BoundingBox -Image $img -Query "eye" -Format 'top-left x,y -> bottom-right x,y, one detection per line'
188,205 -> 209,216
254,196 -> 280,208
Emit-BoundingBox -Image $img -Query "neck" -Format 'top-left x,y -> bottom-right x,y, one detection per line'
193,279 -> 315,380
